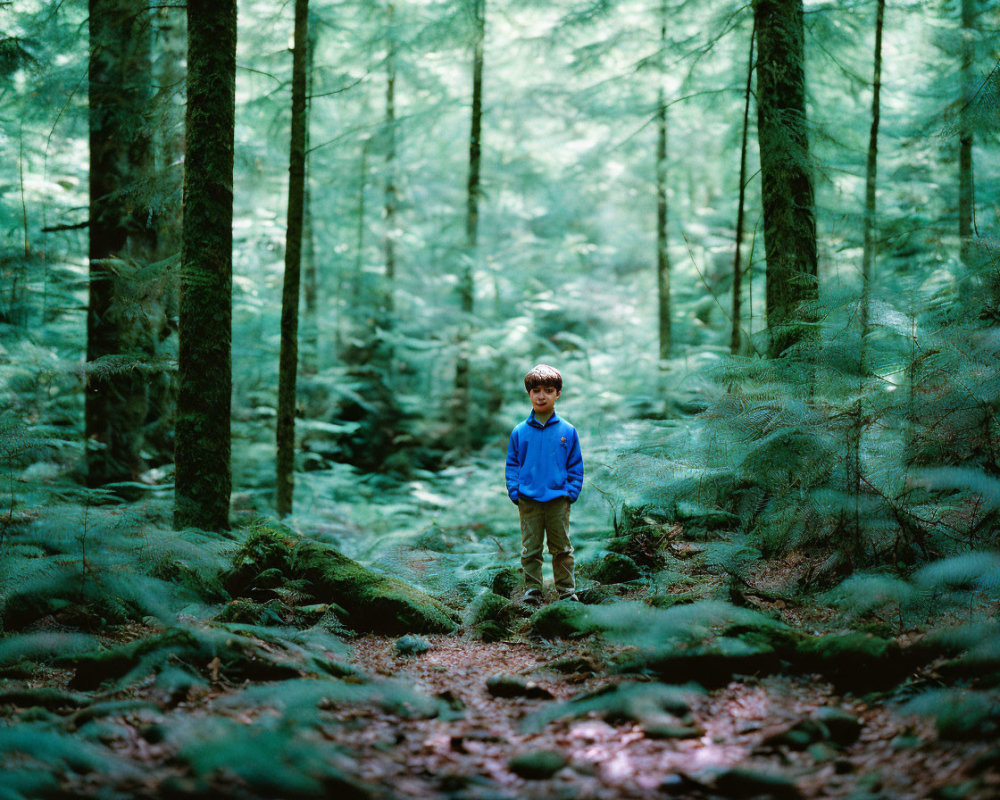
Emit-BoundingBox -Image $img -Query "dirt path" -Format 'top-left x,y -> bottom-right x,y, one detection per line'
332,635 -> 999,800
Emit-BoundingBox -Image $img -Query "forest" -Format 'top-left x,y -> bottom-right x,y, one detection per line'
1,0 -> 999,797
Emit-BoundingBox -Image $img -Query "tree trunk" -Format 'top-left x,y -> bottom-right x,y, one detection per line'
958,0 -> 976,274
383,1 -> 398,318
86,0 -> 156,489
860,0 -> 884,341
301,15 -> 319,376
454,0 -> 485,438
174,0 -> 236,531
753,0 -> 817,359
731,20 -> 755,355
276,0 -> 310,518
144,3 -> 186,469
655,0 -> 670,363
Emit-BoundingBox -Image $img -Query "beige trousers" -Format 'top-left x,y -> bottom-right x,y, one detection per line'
519,496 -> 575,596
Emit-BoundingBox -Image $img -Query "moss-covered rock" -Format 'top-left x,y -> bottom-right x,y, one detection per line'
580,553 -> 642,585
508,750 -> 567,779
489,567 -> 521,598
528,600 -> 595,639
467,592 -> 520,642
293,541 -> 458,635
793,632 -> 903,689
222,527 -> 459,636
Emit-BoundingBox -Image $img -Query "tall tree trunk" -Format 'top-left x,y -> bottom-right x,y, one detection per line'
276,0 -> 310,518
753,0 -> 817,359
454,0 -> 485,438
174,0 -> 236,531
958,0 -> 976,274
848,0 -> 885,563
655,0 -> 670,363
383,1 -> 398,318
144,3 -> 186,468
731,20 -> 755,355
86,0 -> 156,489
860,0 -> 885,341
301,15 -> 319,376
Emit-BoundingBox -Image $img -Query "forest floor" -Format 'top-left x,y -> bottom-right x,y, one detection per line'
333,632 -> 999,800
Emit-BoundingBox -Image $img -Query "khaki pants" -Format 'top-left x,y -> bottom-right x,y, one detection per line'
519,496 -> 575,597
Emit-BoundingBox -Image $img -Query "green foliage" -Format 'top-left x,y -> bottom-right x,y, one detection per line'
902,689 -> 1000,740
466,590 -> 521,641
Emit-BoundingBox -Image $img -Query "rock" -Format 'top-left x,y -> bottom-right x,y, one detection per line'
223,527 -> 459,636
676,502 -> 741,536
581,553 -> 642,584
528,599 -> 594,639
508,750 -> 567,779
642,721 -> 704,739
467,592 -> 520,642
486,673 -> 553,700
813,706 -> 863,746
489,567 -> 521,598
661,772 -> 710,795
760,718 -> 830,751
712,767 -> 803,799
394,635 -> 431,656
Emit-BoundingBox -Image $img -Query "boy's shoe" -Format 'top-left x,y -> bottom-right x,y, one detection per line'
522,589 -> 543,605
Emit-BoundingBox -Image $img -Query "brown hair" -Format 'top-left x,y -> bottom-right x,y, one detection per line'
523,364 -> 562,393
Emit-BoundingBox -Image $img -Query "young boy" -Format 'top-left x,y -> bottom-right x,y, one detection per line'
505,364 -> 584,604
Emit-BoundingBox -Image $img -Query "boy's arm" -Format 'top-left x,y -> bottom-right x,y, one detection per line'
566,429 -> 583,502
504,431 -> 520,504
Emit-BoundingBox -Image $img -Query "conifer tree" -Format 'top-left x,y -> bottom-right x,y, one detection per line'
276,0 -> 310,517
86,0 -> 156,488
174,0 -> 236,531
753,0 -> 817,358
655,0 -> 671,362
454,0 -> 485,440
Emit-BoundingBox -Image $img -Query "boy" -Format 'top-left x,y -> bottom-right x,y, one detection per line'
505,364 -> 584,604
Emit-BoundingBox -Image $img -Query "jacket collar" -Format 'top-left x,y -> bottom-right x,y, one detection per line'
527,409 -> 560,428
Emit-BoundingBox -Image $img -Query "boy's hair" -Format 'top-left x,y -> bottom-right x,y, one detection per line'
524,364 -> 562,393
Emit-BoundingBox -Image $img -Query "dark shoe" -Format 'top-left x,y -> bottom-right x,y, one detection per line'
522,590 -> 543,605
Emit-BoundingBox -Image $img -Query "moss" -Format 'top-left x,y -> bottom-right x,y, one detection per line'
467,592 -> 520,642
223,527 -> 459,636
293,541 -> 458,635
528,600 -> 594,639
579,553 -> 642,585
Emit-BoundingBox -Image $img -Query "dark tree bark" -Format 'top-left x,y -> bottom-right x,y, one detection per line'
86,0 -> 156,488
301,15 -> 319,376
655,0 -> 671,363
276,0 -> 310,517
454,0 -> 485,437
174,0 -> 236,531
144,4 -> 186,468
731,20 -> 755,355
753,0 -> 817,358
958,0 -> 976,274
860,0 -> 885,341
383,1 -> 399,318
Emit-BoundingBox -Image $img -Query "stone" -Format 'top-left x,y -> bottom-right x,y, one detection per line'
508,750 -> 567,779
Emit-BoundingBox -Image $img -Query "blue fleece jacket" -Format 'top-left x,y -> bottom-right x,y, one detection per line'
505,410 -> 583,504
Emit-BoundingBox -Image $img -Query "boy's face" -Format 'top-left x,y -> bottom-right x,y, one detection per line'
528,384 -> 560,416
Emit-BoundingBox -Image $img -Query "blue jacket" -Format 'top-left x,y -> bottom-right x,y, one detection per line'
505,410 -> 583,504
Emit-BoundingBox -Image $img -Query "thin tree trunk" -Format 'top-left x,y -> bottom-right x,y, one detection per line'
174,0 -> 236,531
454,0 -> 485,438
860,0 -> 884,341
301,15 -> 319,376
731,20 -> 755,355
383,1 -> 398,318
849,0 -> 885,562
753,0 -> 817,359
144,3 -> 186,468
655,0 -> 670,363
276,0 -> 310,517
958,0 -> 976,273
87,0 -> 156,489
